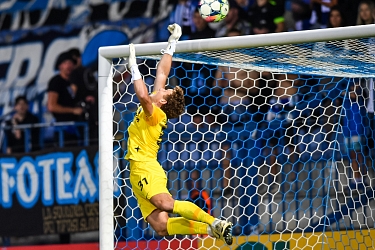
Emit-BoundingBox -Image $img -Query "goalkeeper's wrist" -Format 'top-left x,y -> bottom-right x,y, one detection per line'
161,40 -> 176,56
131,65 -> 141,82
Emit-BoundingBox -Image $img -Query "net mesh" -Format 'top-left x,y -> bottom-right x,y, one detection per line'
142,38 -> 375,78
111,38 -> 375,249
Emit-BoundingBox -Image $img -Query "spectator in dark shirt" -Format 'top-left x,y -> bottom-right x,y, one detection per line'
232,0 -> 251,21
215,28 -> 258,196
310,0 -> 338,28
262,74 -> 299,189
47,51 -> 84,146
48,51 -> 83,122
290,0 -> 312,30
342,83 -> 367,188
5,96 -> 40,154
191,7 -> 216,40
248,0 -> 285,34
68,48 -> 99,143
215,5 -> 251,37
338,0 -> 359,26
68,48 -> 97,107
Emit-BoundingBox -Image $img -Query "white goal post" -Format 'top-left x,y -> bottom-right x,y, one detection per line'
98,24 -> 375,250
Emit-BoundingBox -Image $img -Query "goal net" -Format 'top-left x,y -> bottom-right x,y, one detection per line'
98,24 -> 375,250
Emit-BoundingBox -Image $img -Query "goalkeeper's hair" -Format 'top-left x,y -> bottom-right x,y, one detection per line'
161,86 -> 185,119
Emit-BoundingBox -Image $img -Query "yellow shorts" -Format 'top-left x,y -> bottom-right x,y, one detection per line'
129,160 -> 171,220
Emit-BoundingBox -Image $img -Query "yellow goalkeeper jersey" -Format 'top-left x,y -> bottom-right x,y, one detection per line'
125,104 -> 167,161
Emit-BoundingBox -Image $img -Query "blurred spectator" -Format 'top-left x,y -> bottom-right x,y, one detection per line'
215,5 -> 251,37
215,28 -> 258,195
191,7 -> 216,39
5,96 -> 40,154
366,78 -> 374,159
342,83 -> 367,188
327,5 -> 346,28
68,48 -> 99,143
186,168 -> 212,237
338,0 -> 360,26
169,0 -> 196,39
291,0 -> 312,30
187,169 -> 212,214
356,0 -> 375,25
47,51 -> 84,146
69,48 -> 97,105
237,0 -> 250,6
248,0 -> 285,34
312,6 -> 347,55
232,0 -> 251,21
247,0 -> 286,155
310,0 -> 338,28
263,74 -> 299,186
182,8 -> 217,116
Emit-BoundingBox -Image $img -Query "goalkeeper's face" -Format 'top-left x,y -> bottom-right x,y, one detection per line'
158,86 -> 185,119
151,88 -> 174,106
154,88 -> 174,102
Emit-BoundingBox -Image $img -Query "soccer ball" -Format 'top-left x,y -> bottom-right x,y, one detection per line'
198,0 -> 229,23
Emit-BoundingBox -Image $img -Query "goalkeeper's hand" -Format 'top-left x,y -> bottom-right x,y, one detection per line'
128,43 -> 137,69
128,43 -> 141,82
162,24 -> 182,55
167,23 -> 182,43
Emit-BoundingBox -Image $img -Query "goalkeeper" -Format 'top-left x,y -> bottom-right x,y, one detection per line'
125,23 -> 233,245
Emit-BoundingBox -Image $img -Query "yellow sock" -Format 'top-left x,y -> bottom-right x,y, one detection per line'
173,200 -> 215,225
167,217 -> 209,235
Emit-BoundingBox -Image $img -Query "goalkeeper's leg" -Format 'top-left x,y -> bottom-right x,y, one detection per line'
147,210 -> 211,236
148,193 -> 233,245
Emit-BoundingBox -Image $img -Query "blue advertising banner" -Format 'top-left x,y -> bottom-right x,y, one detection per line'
0,146 -> 99,236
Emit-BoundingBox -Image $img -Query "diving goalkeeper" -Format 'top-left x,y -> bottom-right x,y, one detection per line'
125,23 -> 233,245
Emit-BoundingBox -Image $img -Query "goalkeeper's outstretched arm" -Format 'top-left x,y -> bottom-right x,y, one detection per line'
128,43 -> 154,116
153,23 -> 182,92
127,24 -> 181,117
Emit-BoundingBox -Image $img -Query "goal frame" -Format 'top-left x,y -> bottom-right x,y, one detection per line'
97,24 -> 375,250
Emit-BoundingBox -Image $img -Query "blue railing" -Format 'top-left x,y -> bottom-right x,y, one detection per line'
0,121 -> 89,153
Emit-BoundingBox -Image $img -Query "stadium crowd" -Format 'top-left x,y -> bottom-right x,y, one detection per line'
1,47 -> 99,153
0,0 -> 373,208
2,0 -> 374,153
168,0 -> 375,193
171,0 -> 375,38
0,0 -> 375,247
1,0 -> 374,217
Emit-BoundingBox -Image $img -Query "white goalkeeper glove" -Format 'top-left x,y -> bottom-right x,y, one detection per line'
161,23 -> 182,56
128,43 -> 141,82
168,23 -> 182,43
